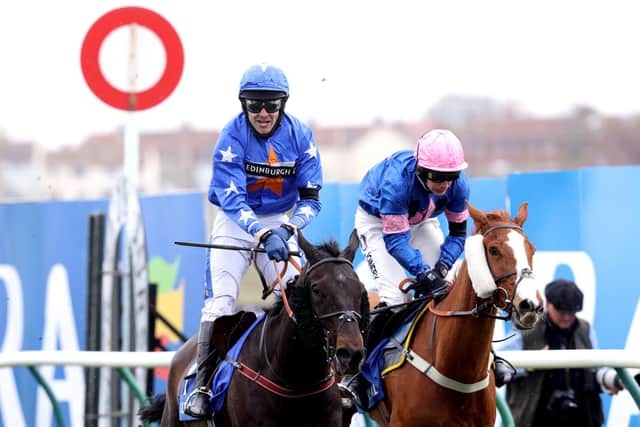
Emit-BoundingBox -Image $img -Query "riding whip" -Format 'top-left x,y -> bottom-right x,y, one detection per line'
174,241 -> 302,257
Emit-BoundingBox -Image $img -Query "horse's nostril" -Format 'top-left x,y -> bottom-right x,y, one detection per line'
352,349 -> 364,366
336,348 -> 350,361
336,348 -> 365,367
518,299 -> 533,312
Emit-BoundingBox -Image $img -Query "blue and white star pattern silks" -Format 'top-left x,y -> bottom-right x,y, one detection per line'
358,150 -> 469,275
208,112 -> 323,237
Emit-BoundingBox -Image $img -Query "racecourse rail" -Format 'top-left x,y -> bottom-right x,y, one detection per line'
1,349 -> 639,427
3,349 -> 638,371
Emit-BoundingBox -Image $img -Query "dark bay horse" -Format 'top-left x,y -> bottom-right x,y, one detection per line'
364,201 -> 543,427
139,229 -> 370,427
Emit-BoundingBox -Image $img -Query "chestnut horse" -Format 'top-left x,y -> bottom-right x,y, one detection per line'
139,230 -> 370,427
363,201 -> 543,427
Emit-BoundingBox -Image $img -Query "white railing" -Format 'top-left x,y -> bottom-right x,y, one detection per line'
1,349 -> 638,427
0,350 -> 175,368
1,349 -> 637,369
497,349 -> 640,369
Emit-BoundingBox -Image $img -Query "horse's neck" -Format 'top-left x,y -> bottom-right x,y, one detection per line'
432,271 -> 495,369
263,311 -> 330,383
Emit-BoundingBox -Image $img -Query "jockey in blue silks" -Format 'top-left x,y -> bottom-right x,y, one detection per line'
356,129 -> 470,308
185,63 -> 323,419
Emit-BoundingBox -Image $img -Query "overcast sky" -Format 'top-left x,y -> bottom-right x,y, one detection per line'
1,0 -> 639,150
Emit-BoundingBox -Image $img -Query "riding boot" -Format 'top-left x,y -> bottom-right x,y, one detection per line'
493,351 -> 516,388
185,321 -> 218,419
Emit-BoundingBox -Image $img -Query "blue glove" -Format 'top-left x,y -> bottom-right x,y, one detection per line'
260,229 -> 290,262
272,224 -> 294,242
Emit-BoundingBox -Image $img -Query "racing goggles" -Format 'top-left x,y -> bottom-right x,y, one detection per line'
244,98 -> 283,113
416,167 -> 460,184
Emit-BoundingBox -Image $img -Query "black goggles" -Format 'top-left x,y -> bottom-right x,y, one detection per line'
244,98 -> 283,113
416,167 -> 460,183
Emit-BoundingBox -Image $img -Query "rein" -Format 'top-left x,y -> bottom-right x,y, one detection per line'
254,254 -> 303,319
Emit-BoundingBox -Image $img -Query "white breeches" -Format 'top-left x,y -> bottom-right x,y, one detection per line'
354,207 -> 444,306
200,209 -> 300,323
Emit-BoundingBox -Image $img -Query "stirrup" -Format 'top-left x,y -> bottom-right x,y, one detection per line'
184,387 -> 213,418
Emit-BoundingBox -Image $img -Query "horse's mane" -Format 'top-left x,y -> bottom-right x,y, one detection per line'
472,209 -> 513,233
315,239 -> 342,257
486,210 -> 511,222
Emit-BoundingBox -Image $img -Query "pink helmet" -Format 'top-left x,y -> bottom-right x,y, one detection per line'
414,129 -> 468,172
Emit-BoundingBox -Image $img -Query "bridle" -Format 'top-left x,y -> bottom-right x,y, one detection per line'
253,255 -> 365,394
308,257 -> 363,329
430,224 -> 535,320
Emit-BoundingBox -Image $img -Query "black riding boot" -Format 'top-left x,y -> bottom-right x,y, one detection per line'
493,351 -> 516,388
185,321 -> 218,419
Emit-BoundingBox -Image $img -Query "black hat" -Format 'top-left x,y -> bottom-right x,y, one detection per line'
545,279 -> 583,312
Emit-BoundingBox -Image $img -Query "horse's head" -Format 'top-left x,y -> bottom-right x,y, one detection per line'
465,201 -> 543,329
290,229 -> 369,376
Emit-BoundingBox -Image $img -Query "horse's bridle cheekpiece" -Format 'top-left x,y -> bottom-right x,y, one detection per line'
308,257 -> 363,327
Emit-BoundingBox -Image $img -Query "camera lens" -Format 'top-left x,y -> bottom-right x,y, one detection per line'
597,368 -> 624,390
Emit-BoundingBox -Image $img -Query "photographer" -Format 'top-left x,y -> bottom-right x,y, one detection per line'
499,279 -> 622,427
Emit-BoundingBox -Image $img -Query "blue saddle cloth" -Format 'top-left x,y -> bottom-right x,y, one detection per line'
178,312 -> 265,421
358,304 -> 429,412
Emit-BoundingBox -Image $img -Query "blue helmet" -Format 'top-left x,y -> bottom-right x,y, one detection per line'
238,64 -> 289,99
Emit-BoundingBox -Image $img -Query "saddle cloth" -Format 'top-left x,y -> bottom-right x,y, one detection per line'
358,303 -> 430,412
178,313 -> 266,421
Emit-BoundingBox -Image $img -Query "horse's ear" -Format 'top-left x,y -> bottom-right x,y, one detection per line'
297,229 -> 322,264
513,202 -> 529,227
341,229 -> 360,262
467,200 -> 489,232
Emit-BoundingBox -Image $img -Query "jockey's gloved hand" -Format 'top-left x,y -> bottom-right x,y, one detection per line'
432,261 -> 449,280
260,229 -> 290,262
414,265 -> 448,299
272,224 -> 295,241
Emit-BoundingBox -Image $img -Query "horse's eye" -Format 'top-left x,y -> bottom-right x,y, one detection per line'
311,285 -> 321,295
488,247 -> 500,256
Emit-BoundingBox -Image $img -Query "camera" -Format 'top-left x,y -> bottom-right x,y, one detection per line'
596,368 -> 624,391
546,388 -> 579,419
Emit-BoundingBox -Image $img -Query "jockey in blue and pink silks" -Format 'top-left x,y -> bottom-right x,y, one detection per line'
184,63 -> 323,419
339,129 -> 472,409
342,130 -> 514,409
355,128 -> 470,308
